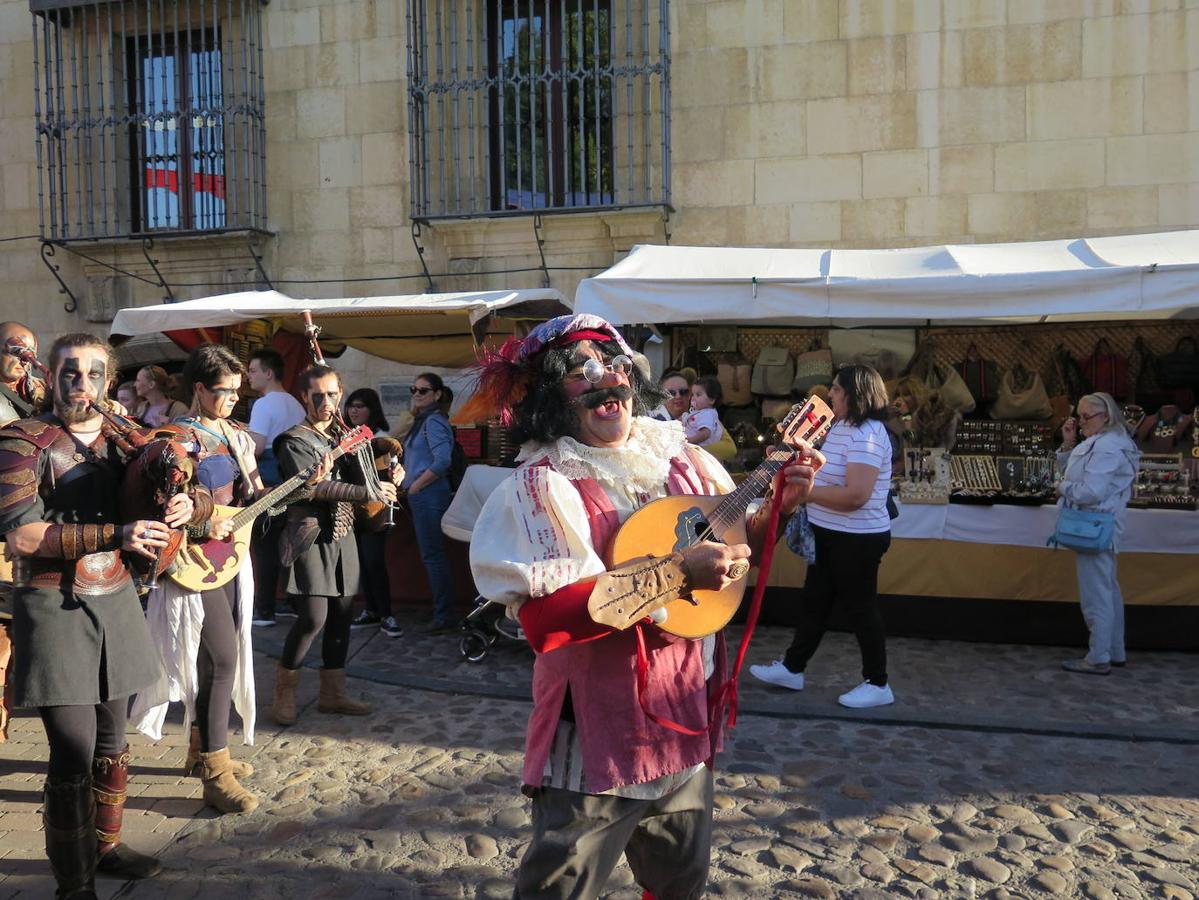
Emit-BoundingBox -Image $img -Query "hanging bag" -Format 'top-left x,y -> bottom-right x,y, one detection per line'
791,340 -> 834,393
1047,504 -> 1116,553
957,343 -> 999,408
990,367 -> 1053,420
927,364 -> 976,415
750,346 -> 795,397
717,357 -> 753,407
1157,336 -> 1199,390
1081,338 -> 1129,400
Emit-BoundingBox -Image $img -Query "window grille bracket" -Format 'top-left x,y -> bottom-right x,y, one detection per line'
141,238 -> 176,304
245,236 -> 274,291
532,215 -> 550,289
410,221 -> 435,293
39,242 -> 78,314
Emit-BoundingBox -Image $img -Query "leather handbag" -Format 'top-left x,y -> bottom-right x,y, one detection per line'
717,358 -> 753,407
751,347 -> 795,397
928,365 -> 976,415
1047,505 -> 1115,553
957,345 -> 999,406
1157,336 -> 1199,390
1081,338 -> 1129,400
990,367 -> 1053,420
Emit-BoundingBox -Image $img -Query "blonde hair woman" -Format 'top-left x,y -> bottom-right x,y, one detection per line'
135,365 -> 188,427
1056,392 -> 1140,675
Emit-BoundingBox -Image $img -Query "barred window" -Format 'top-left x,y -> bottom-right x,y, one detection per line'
407,0 -> 670,220
31,0 -> 268,242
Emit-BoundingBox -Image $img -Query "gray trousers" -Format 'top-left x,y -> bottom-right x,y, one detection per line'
1076,550 -> 1126,665
516,767 -> 713,900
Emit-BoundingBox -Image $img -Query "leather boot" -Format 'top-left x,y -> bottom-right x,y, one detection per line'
272,664 -> 301,726
184,725 -> 252,778
197,748 -> 259,814
43,772 -> 98,899
317,668 -> 371,716
93,748 -> 161,880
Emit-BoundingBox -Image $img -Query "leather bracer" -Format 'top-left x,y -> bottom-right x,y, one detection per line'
311,481 -> 368,503
43,525 -> 121,559
188,486 -> 215,526
587,553 -> 691,631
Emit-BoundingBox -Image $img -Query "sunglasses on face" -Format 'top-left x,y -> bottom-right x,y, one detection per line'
665,388 -> 689,397
567,354 -> 633,385
410,386 -> 434,395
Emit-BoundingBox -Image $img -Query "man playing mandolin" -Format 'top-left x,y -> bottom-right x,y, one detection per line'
466,315 -> 823,899
0,333 -> 208,898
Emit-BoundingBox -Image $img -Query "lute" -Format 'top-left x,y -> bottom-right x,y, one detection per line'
168,425 -> 373,593
608,397 -> 834,639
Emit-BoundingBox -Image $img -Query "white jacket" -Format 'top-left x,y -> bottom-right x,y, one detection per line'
1056,429 -> 1140,542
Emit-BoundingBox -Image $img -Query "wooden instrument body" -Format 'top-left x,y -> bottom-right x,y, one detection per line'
608,494 -> 747,640
169,504 -> 252,593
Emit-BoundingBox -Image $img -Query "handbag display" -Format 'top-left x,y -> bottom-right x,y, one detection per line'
791,342 -> 834,393
1129,336 -> 1160,400
957,343 -> 999,408
1081,338 -> 1129,400
717,357 -> 753,407
751,346 -> 795,397
1047,504 -> 1116,553
1157,336 -> 1199,390
927,364 -> 976,415
990,366 -> 1053,420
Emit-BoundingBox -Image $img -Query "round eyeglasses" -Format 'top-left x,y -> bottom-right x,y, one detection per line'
571,354 -> 633,385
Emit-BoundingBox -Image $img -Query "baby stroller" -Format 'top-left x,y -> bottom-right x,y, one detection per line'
441,464 -> 527,663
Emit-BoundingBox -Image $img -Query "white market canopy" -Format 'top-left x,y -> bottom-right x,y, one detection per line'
574,229 -> 1199,327
109,288 -> 571,367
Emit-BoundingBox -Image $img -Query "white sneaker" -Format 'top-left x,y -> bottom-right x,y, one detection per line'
749,660 -> 805,691
838,681 -> 894,709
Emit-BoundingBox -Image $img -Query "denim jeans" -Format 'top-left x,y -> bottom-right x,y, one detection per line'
408,480 -> 455,624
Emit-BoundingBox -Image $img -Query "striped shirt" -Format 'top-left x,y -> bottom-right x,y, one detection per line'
807,418 -> 892,534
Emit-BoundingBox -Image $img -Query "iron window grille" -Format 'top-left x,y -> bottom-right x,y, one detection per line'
407,0 -> 671,220
30,0 -> 268,242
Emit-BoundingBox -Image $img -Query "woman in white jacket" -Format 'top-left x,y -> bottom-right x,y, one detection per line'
1056,392 -> 1140,675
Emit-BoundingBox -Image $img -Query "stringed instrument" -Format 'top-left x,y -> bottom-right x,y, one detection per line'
609,397 -> 834,639
168,424 -> 373,593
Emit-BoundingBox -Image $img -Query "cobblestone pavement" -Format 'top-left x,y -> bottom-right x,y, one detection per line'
1,616 -> 1197,899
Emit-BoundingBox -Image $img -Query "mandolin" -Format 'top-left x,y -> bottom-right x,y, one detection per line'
608,397 -> 834,639
168,425 -> 373,593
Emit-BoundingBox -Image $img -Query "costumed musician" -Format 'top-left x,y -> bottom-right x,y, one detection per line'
131,344 -> 272,814
465,315 -> 822,899
269,364 -> 396,725
0,333 -> 211,899
0,321 -> 46,746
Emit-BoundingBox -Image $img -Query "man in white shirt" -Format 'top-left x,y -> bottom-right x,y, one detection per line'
246,348 -> 305,626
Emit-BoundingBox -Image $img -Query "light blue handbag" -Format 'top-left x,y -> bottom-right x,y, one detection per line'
1047,505 -> 1115,553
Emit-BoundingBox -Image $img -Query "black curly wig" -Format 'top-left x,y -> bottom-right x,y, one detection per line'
510,341 -> 666,445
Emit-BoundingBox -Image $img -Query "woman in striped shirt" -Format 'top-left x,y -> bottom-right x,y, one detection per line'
751,365 -> 896,709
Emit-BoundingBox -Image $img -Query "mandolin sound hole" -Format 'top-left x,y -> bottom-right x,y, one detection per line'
673,506 -> 723,552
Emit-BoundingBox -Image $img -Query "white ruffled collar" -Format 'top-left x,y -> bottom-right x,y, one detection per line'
517,416 -> 688,493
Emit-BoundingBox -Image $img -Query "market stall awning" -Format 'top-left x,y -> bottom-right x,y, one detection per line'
109,289 -> 571,367
575,230 -> 1199,326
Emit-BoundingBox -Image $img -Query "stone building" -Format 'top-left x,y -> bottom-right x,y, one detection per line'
0,0 -> 1195,385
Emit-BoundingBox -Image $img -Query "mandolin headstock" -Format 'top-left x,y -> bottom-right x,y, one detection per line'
776,396 -> 834,450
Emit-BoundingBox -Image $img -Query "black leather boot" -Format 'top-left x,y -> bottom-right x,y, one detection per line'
43,773 -> 98,900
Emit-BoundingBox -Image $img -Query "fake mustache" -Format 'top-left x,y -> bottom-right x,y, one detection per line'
575,384 -> 633,410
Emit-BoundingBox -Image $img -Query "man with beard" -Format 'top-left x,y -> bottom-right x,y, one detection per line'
269,364 -> 396,725
0,333 -> 208,898
0,322 -> 45,746
467,315 -> 823,899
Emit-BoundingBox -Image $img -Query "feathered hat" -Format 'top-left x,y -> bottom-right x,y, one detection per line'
454,314 -> 634,426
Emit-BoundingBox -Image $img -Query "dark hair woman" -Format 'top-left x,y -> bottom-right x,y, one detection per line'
402,373 -> 458,633
750,364 -> 897,709
131,343 -> 262,814
649,367 -> 695,422
344,389 -> 400,636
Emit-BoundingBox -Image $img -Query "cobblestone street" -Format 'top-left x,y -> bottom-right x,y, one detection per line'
2,614 -> 1197,899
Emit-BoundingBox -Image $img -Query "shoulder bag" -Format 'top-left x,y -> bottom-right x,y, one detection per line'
1047,504 -> 1115,553
990,368 -> 1053,420
1081,338 -> 1129,400
751,346 -> 795,397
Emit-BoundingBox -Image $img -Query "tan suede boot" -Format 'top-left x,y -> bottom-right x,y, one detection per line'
272,664 -> 301,726
184,726 -> 252,778
197,748 -> 259,814
317,668 -> 371,716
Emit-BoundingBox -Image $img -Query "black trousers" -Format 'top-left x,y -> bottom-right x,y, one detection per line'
195,582 -> 239,752
251,512 -> 287,620
280,594 -> 355,670
356,530 -> 392,619
38,698 -> 127,778
783,524 -> 891,685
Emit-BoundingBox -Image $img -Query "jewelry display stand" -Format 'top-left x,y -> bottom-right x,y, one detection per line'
898,446 -> 951,504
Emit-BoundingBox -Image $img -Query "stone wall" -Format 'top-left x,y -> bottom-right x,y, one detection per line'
0,0 -> 1196,389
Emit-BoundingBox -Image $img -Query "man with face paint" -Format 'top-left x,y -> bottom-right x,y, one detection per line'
131,344 -> 268,816
0,333 -> 211,899
0,322 -> 43,746
466,315 -> 823,900
269,364 -> 396,726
